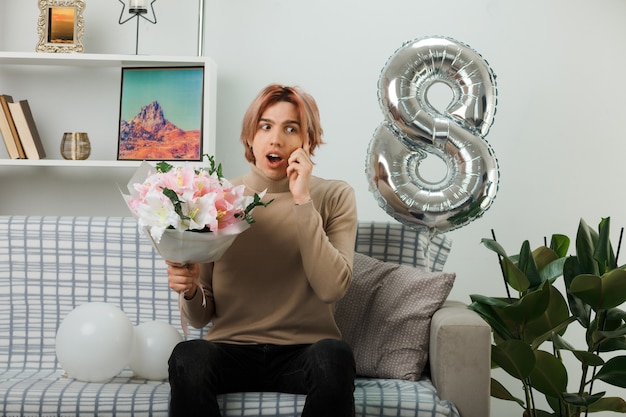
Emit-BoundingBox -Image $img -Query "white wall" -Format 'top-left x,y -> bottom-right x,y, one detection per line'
2,1 -> 626,415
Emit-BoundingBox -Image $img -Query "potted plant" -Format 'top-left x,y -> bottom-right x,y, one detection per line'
469,217 -> 626,416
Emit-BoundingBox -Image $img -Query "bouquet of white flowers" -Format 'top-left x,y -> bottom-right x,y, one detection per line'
121,156 -> 272,331
122,156 -> 270,263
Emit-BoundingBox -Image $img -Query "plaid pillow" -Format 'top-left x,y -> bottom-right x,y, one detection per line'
354,222 -> 451,271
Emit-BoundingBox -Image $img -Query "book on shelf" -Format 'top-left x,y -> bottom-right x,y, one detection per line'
7,100 -> 46,160
0,94 -> 26,159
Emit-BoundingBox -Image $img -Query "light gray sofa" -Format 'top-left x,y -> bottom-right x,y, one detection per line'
0,216 -> 490,417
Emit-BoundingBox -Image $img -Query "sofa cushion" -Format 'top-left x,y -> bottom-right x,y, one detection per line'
335,253 -> 455,381
0,370 -> 459,417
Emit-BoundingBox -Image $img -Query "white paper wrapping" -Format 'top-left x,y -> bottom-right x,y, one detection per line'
146,221 -> 249,264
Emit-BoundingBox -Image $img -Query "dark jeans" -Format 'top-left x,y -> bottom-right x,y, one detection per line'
168,338 -> 356,417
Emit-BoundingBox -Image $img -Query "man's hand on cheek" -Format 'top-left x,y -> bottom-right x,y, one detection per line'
287,146 -> 313,205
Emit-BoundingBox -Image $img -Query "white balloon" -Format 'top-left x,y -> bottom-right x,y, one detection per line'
55,302 -> 134,382
129,320 -> 183,380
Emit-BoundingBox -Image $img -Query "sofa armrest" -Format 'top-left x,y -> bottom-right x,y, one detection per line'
429,300 -> 491,417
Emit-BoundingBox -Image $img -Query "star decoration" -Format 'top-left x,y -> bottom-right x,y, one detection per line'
118,0 -> 157,25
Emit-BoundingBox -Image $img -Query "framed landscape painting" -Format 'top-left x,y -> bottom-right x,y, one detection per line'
118,66 -> 204,161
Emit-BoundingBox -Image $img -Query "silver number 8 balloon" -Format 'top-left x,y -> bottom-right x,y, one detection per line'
366,36 -> 500,234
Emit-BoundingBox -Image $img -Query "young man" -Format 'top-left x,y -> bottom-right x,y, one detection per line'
167,84 -> 358,417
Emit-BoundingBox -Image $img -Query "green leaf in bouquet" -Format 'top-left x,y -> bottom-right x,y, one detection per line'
236,193 -> 274,225
201,154 -> 223,178
162,187 -> 190,222
156,161 -> 174,173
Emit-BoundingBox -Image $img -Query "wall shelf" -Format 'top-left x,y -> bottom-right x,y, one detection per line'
0,51 -> 212,68
0,51 -> 217,167
0,159 -> 142,168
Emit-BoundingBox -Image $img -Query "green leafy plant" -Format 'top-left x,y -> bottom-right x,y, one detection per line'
469,217 -> 626,416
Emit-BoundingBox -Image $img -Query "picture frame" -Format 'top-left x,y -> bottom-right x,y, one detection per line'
117,66 -> 205,161
36,0 -> 86,53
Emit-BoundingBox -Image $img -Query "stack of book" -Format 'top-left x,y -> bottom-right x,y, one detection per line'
0,94 -> 46,160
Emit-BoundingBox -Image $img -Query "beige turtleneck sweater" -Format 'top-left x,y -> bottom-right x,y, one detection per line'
181,164 -> 358,345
